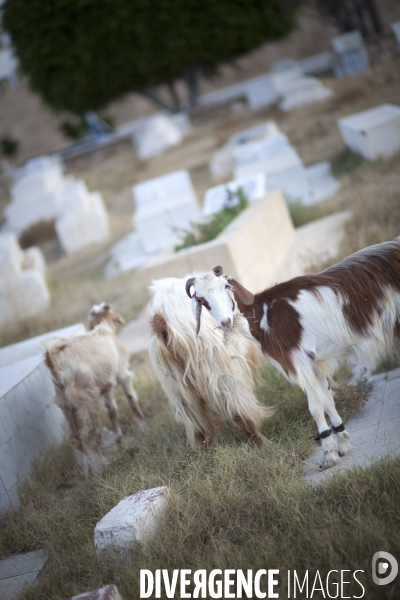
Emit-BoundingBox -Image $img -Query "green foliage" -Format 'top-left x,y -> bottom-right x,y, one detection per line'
2,0 -> 301,114
330,147 -> 364,178
175,187 -> 248,251
0,134 -> 19,157
287,199 -> 326,227
59,117 -> 87,141
373,341 -> 400,374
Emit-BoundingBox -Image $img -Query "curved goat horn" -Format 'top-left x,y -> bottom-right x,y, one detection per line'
195,301 -> 202,335
213,265 -> 223,276
185,277 -> 196,298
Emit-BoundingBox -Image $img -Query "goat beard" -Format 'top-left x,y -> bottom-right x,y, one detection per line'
191,297 -> 202,335
222,313 -> 243,345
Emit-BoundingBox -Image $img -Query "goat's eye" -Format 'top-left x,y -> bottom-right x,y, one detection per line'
225,284 -> 230,289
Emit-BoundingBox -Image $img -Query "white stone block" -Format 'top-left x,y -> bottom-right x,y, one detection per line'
94,487 -> 169,552
234,133 -> 290,167
0,323 -> 85,367
280,85 -> 332,112
0,232 -> 23,281
202,174 -> 266,216
209,122 -> 281,179
104,232 -> 148,279
331,31 -> 369,77
0,271 -> 50,328
70,585 -> 123,600
305,161 -> 340,204
133,169 -> 194,206
21,246 -> 47,278
59,178 -> 92,213
56,191 -> 110,254
245,79 -> 279,109
338,104 -> 400,160
234,143 -> 309,203
133,170 -> 200,254
300,52 -> 334,76
132,114 -> 182,160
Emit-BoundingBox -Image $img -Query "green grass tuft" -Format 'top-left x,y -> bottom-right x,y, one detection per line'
330,148 -> 365,179
175,188 -> 248,252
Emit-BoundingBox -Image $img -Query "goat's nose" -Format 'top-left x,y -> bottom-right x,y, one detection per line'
221,317 -> 232,328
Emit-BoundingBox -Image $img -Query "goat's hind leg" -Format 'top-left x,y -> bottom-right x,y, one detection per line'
118,373 -> 146,429
322,378 -> 350,457
103,389 -> 123,443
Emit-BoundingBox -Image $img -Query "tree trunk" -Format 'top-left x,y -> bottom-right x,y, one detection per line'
183,64 -> 202,111
364,0 -> 382,33
139,89 -> 176,113
167,81 -> 182,112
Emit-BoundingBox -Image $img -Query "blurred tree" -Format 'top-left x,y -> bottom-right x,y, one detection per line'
315,0 -> 382,36
2,0 -> 301,115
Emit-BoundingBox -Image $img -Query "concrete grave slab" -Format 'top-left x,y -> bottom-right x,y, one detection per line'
133,170 -> 200,254
94,487 -> 169,553
304,367 -> 400,484
331,30 -> 369,78
132,114 -> 182,160
338,103 -> 400,160
0,549 -> 47,600
305,161 -> 341,204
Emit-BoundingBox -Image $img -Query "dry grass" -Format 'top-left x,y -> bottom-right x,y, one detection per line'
0,362 -> 388,600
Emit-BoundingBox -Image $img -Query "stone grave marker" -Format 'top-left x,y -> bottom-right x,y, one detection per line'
132,114 -> 182,160
331,30 -> 369,78
133,170 -> 200,254
202,174 -> 266,216
338,103 -> 400,160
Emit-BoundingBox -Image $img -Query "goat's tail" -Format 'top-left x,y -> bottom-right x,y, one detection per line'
43,338 -> 68,385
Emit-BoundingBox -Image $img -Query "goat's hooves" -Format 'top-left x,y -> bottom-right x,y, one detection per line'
319,451 -> 339,470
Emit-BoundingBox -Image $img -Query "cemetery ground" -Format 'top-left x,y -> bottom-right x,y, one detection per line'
1,59 -> 400,598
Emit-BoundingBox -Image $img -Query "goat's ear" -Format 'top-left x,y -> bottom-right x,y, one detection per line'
111,310 -> 125,325
229,278 -> 254,306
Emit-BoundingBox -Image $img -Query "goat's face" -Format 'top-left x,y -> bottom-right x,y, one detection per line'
185,266 -> 234,334
88,302 -> 125,330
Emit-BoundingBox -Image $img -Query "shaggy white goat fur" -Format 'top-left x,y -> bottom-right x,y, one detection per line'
148,276 -> 273,446
44,304 -> 145,474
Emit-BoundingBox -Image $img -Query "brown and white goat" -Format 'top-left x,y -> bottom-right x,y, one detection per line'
185,239 -> 400,468
44,303 -> 145,474
148,277 -> 273,446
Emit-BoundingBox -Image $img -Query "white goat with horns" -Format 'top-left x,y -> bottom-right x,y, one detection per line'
44,303 -> 145,474
148,277 -> 273,446
185,239 -> 400,468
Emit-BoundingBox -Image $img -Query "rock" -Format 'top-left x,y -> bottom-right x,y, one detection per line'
69,584 -> 123,600
94,487 -> 169,553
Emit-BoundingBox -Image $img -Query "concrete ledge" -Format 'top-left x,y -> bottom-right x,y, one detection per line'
141,189 -> 295,293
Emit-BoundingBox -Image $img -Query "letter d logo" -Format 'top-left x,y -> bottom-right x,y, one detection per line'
372,551 -> 398,586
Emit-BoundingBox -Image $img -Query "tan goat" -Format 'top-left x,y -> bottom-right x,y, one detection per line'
44,303 -> 145,474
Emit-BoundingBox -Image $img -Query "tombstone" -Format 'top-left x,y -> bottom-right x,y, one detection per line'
4,155 -> 64,236
94,487 -> 169,553
331,31 -> 369,78
209,121 -> 281,179
234,136 -> 310,203
104,232 -> 148,279
338,104 -> 400,160
0,232 -> 50,330
245,78 -> 279,110
279,77 -> 333,112
202,174 -> 266,217
300,52 -> 335,76
391,21 -> 400,53
305,162 -> 341,205
132,114 -> 182,160
133,170 -> 200,254
270,61 -> 303,94
56,189 -> 110,254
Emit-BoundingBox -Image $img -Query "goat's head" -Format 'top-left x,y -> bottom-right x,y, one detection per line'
88,302 -> 125,331
185,266 -> 254,334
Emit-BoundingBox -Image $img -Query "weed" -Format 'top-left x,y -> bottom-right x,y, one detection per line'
174,188 -> 248,251
0,135 -> 19,157
287,199 -> 326,228
330,148 -> 364,178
